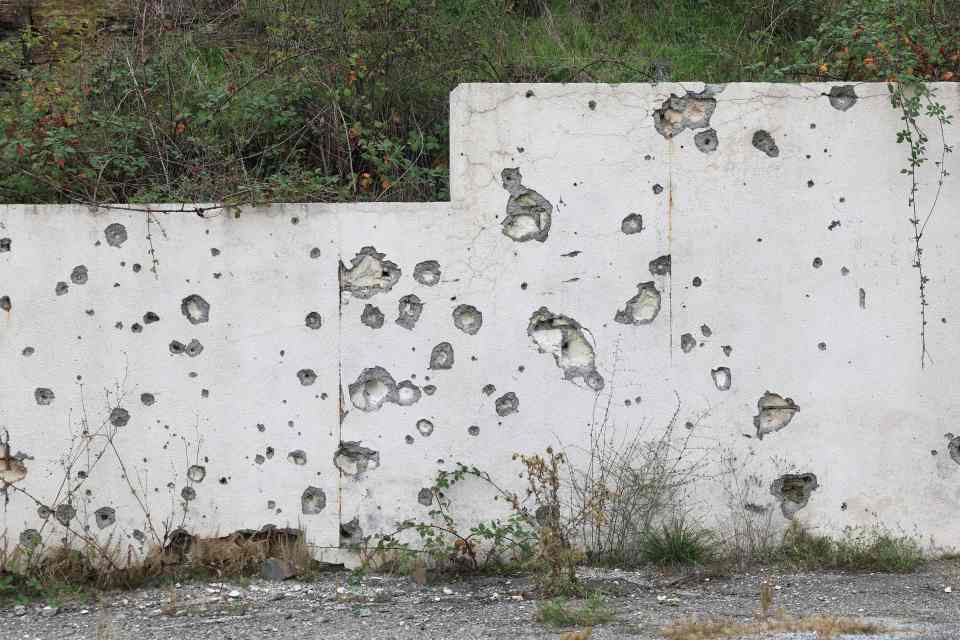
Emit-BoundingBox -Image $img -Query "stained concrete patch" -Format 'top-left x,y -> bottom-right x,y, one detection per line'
334,442 -> 380,476
528,307 -> 604,390
55,281 -> 69,296
340,247 -> 402,299
287,450 -> 307,465
54,503 -> 76,526
771,473 -> 819,517
500,168 -> 552,243
615,282 -> 662,325
753,391 -> 799,439
652,90 -> 717,138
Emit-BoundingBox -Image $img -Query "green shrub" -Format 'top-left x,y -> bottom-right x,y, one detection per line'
534,593 -> 615,628
640,516 -> 716,566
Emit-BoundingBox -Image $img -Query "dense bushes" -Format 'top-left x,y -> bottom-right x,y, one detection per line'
0,0 -> 957,204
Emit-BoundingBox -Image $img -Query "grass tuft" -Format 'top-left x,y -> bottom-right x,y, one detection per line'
534,593 -> 616,628
640,517 -> 716,567
662,613 -> 886,640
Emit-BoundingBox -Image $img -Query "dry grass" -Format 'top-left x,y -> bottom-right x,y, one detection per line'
662,614 -> 886,640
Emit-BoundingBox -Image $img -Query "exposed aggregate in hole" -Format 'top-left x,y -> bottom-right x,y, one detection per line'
360,304 -> 384,329
334,442 -> 380,476
416,419 -> 434,437
429,342 -> 455,370
752,130 -> 780,158
753,391 -> 799,439
396,294 -> 424,330
413,260 -> 442,286
305,312 -> 323,329
615,282 -> 662,326
287,450 -> 307,465
828,85 -> 858,111
621,213 -> 644,235
187,465 -> 206,482
94,506 -> 116,529
181,487 -> 197,501
500,168 -> 552,243
528,307 -> 604,390
711,366 -> 732,391
396,380 -> 422,406
771,473 -> 819,517
495,392 -> 519,416
452,304 -> 483,335
181,294 -> 210,324
694,128 -> 719,153
104,223 -> 128,247
34,388 -> 55,405
70,265 -> 89,285
348,367 -> 398,412
301,487 -> 326,514
340,247 -> 401,299
652,90 -> 717,139
297,369 -> 317,386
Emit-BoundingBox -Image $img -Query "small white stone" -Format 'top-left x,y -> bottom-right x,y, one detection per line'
945,586 -> 953,593
228,590 -> 241,598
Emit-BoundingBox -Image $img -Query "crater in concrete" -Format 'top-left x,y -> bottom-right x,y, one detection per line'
305,312 -> 323,329
104,223 -> 128,247
396,294 -> 424,330
140,393 -> 156,406
771,473 -> 818,517
528,307 -> 604,390
495,392 -> 519,416
453,304 -> 483,335
55,281 -> 69,296
287,450 -> 307,465
621,213 -> 644,235
70,265 -> 88,285
413,260 -> 442,286
361,304 -> 384,329
34,388 -> 55,405
652,90 -> 717,139
418,487 -> 433,506
55,503 -> 76,526
948,436 -> 960,465
340,246 -> 401,299
297,369 -> 317,386
648,255 -> 671,276
752,130 -> 780,158
340,517 -> 363,548
181,486 -> 197,501
334,442 -> 381,476
0,295 -> 9,312
348,367 -> 398,412
397,380 -> 422,406
500,168 -> 552,243
828,85 -> 858,111
109,407 -> 130,427
429,342 -> 455,370
694,128 -> 719,153
302,486 -> 326,514
0,238 -> 9,252
181,294 -> 210,324
187,465 -> 206,482
711,366 -> 732,391
416,419 -> 434,437
185,339 -> 204,357
753,391 -> 799,439
94,506 -> 116,529
615,282 -> 662,326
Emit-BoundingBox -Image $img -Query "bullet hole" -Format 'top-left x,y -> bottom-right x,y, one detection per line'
393,380 -> 421,406
652,183 -> 664,194
828,220 -> 841,230
771,473 -> 819,517
185,338 -> 203,357
711,366 -> 732,391
408,260 -> 444,289
115,322 -> 123,329
396,294 -> 424,330
340,246 -> 402,299
828,85 -> 858,111
692,276 -> 702,287
37,505 -> 52,520
210,248 -> 220,257
0,295 -> 11,311
423,384 -> 437,396
301,486 -> 326,514
94,506 -> 116,529
86,309 -> 95,316
683,334 -> 700,352
562,250 -> 581,258
55,281 -> 69,296
181,486 -> 197,501
141,393 -> 156,406
752,130 -> 780,158
169,340 -> 186,354
55,503 -> 76,526
404,434 -> 415,445
649,254 -> 671,276
340,517 -> 364,548
807,179 -> 815,188
360,304 -> 384,329
468,425 -> 480,436
753,391 -> 800,439
334,442 -> 381,476
288,450 -> 307,465
131,322 -> 143,333
859,288 -> 866,309
22,346 -> 35,357
297,369 -> 317,386
131,529 -> 146,543
429,342 -> 455,370
818,341 -> 827,351
109,407 -> 130,427
495,392 -> 519,416
525,89 -> 535,98
528,307 -> 604,390
620,213 -> 644,235
34,388 -> 55,405
694,128 -> 719,153
70,265 -> 89,284
500,168 -> 552,243
349,366 -> 399,412
841,266 -> 850,276
947,436 -> 960,465
143,311 -> 159,324
104,223 -> 128,247
652,90 -> 717,138
452,304 -> 483,335
254,453 -> 267,464
304,311 -> 323,330
482,384 -> 496,396
181,294 -> 210,325
615,282 -> 662,326
588,99 -> 597,110
520,282 -> 528,291
0,237 -> 10,252
410,418 -> 435,438
417,488 -> 433,506
309,247 -> 321,259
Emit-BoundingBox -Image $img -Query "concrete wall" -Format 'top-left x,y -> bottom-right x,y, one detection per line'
2,82 -> 960,560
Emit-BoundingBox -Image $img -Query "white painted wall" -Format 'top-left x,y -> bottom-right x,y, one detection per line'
1,83 -> 959,560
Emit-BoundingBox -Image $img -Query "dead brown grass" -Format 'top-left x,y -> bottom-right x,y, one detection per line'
662,614 -> 887,640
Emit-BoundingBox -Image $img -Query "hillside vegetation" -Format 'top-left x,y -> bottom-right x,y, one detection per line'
0,0 -> 957,205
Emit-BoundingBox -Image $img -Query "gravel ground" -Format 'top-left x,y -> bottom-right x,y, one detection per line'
3,561 -> 960,639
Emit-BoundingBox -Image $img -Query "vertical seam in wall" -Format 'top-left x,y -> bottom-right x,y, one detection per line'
667,140 -> 674,365
335,216 -> 344,541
